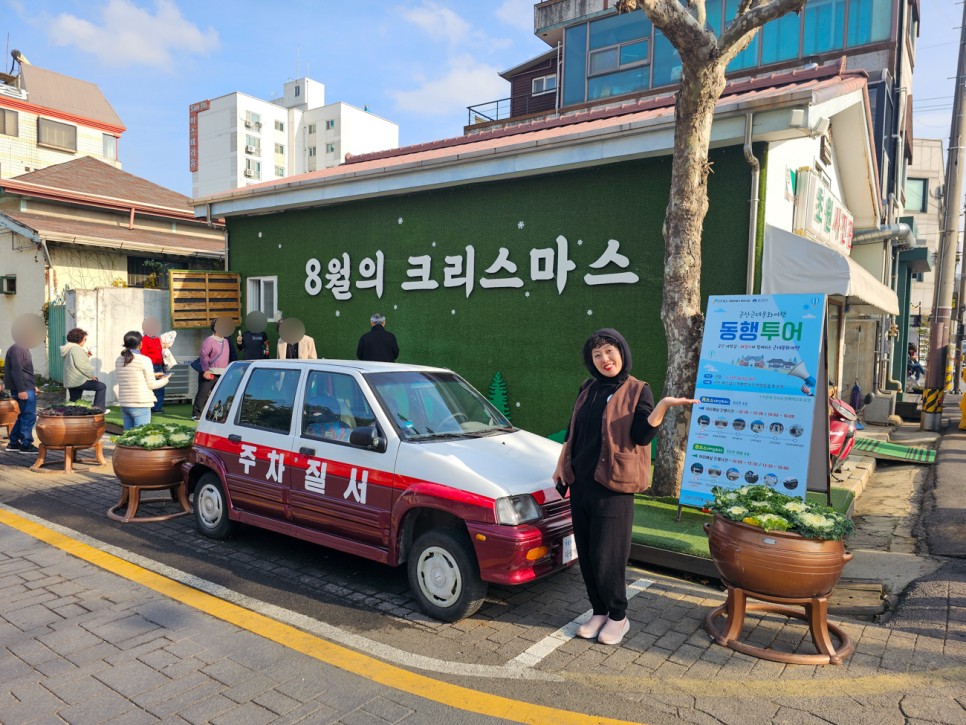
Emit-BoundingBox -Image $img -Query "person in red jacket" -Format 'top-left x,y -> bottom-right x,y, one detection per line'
141,317 -> 166,413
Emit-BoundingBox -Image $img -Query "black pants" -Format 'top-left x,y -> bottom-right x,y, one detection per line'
192,372 -> 219,418
569,478 -> 635,620
68,379 -> 107,409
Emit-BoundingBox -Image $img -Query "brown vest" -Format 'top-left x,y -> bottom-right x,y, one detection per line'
561,376 -> 651,494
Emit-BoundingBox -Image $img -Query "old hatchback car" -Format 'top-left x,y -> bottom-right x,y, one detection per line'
183,360 -> 576,621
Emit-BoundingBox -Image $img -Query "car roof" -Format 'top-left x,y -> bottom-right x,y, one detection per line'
239,359 -> 452,374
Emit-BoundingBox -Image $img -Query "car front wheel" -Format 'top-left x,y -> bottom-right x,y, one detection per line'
194,473 -> 235,539
407,528 -> 487,622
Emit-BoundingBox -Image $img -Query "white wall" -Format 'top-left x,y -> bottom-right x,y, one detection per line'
65,287 -> 205,405
0,107 -> 121,179
0,229 -> 50,377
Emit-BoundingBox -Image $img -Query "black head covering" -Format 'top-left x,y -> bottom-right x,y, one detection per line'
582,328 -> 632,384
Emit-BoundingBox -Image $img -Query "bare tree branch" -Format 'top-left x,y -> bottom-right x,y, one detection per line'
690,0 -> 707,29
719,0 -> 806,52
619,0 -> 716,59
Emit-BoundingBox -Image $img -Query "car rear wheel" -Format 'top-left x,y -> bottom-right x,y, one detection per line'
194,473 -> 235,539
407,528 -> 486,622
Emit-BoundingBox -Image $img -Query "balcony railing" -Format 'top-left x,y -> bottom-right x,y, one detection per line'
467,92 -> 559,127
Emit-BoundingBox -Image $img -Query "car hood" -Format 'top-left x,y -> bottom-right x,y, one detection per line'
394,429 -> 563,501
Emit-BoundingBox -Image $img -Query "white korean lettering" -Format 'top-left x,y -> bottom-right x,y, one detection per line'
266,449 -> 286,483
443,246 -> 475,298
343,467 -> 368,505
305,459 -> 327,495
325,253 -> 352,300
305,258 -> 323,296
479,247 -> 524,289
239,444 -> 257,474
530,235 -> 576,294
356,251 -> 385,298
401,255 -> 439,291
584,239 -> 640,286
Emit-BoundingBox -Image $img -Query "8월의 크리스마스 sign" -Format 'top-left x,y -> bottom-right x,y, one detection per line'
679,294 -> 828,509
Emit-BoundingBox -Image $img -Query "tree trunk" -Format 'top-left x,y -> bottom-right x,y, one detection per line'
651,57 -> 728,497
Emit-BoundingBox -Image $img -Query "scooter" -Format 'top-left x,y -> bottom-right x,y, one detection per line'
829,394 -> 857,473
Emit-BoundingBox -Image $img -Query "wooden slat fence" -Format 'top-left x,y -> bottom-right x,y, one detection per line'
169,270 -> 241,329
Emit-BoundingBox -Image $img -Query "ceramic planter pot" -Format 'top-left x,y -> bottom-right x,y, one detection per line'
35,414 -> 105,448
705,515 -> 852,598
112,445 -> 190,487
0,398 -> 20,435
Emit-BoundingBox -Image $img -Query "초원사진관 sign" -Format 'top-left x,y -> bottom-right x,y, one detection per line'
679,294 -> 828,508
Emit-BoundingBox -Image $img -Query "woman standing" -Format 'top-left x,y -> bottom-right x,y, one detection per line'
192,318 -> 233,420
60,328 -> 107,410
115,331 -> 170,430
553,328 -> 697,646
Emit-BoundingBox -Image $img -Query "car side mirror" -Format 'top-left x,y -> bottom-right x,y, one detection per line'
350,425 -> 385,452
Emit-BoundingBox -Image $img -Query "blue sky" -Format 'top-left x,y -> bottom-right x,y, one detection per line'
3,0 -> 959,197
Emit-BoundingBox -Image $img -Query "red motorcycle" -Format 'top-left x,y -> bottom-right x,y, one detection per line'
829,395 -> 857,473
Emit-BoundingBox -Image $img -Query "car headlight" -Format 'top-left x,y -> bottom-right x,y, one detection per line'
494,495 -> 541,525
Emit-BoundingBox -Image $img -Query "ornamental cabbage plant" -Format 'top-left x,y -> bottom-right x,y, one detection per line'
112,423 -> 196,449
708,485 -> 853,542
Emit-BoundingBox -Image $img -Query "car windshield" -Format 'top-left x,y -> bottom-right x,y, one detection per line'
365,371 -> 513,440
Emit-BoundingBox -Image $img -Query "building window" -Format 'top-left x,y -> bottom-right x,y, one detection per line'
247,276 -> 278,320
245,134 -> 260,155
275,120 -> 285,131
274,143 -> 284,154
325,119 -> 336,130
905,178 -> 928,213
245,111 -> 261,131
37,118 -> 77,152
245,159 -> 261,179
531,74 -> 557,95
1,275 -> 16,295
308,123 -> 317,134
308,146 -> 317,157
325,143 -> 335,153
102,134 -> 117,160
847,0 -> 892,47
0,109 -> 18,137
275,165 -> 285,177
295,85 -> 301,97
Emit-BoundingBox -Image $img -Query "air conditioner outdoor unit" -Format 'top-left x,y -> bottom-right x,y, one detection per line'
245,145 -> 256,154
243,169 -> 255,178
244,120 -> 253,129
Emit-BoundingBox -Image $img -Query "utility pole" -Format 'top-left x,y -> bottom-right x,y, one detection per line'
924,0 -> 966,430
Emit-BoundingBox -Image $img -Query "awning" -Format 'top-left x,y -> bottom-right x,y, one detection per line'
761,225 -> 899,315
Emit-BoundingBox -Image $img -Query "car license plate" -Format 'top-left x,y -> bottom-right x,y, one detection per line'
561,534 -> 577,563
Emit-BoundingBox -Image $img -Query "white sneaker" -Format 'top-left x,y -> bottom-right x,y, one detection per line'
576,614 -> 608,639
597,617 -> 630,645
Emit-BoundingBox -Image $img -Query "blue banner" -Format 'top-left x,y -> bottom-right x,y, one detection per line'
679,294 -> 827,508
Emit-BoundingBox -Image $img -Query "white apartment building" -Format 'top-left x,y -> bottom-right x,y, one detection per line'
0,63 -> 124,179
903,138 -> 945,329
190,77 -> 399,198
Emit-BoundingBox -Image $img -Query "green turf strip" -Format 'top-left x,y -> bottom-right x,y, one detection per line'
631,488 -> 855,560
105,403 -> 197,431
852,437 -> 936,464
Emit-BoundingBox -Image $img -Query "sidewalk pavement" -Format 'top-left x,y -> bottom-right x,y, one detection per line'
2,411 -> 966,723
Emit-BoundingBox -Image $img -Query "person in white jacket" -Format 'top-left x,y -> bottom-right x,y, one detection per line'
115,331 -> 170,430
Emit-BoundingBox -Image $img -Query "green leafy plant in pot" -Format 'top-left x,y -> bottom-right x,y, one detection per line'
111,423 -> 196,489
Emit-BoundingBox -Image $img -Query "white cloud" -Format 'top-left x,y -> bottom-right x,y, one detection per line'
391,54 -> 508,117
46,0 -> 218,69
397,1 -> 471,45
496,0 -> 534,33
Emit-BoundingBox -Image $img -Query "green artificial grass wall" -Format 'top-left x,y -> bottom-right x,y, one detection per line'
104,403 -> 196,431
228,147 -> 750,435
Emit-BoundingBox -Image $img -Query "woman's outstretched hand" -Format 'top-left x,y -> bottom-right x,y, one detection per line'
647,396 -> 700,427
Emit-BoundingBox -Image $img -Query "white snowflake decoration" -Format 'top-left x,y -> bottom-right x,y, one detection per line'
257,232 -> 263,238
515,401 -> 521,407
278,244 -> 282,249
587,309 -> 593,316
577,239 -> 583,246
451,309 -> 456,315
397,217 -> 404,225
517,221 -> 525,229
524,291 -> 530,298
431,242 -> 436,247
393,304 -> 398,310
335,310 -> 341,317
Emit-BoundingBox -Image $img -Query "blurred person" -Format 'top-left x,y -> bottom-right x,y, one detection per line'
275,318 -> 317,360
193,317 -> 234,420
141,317 -> 166,413
236,311 -> 271,360
4,313 -> 45,454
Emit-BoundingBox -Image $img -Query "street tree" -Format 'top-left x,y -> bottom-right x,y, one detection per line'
615,0 -> 806,495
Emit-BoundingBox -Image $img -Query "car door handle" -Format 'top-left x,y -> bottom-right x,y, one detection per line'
228,434 -> 242,443
299,446 -> 315,456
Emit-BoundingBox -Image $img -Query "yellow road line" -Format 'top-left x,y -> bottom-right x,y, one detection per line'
0,508 -> 639,725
